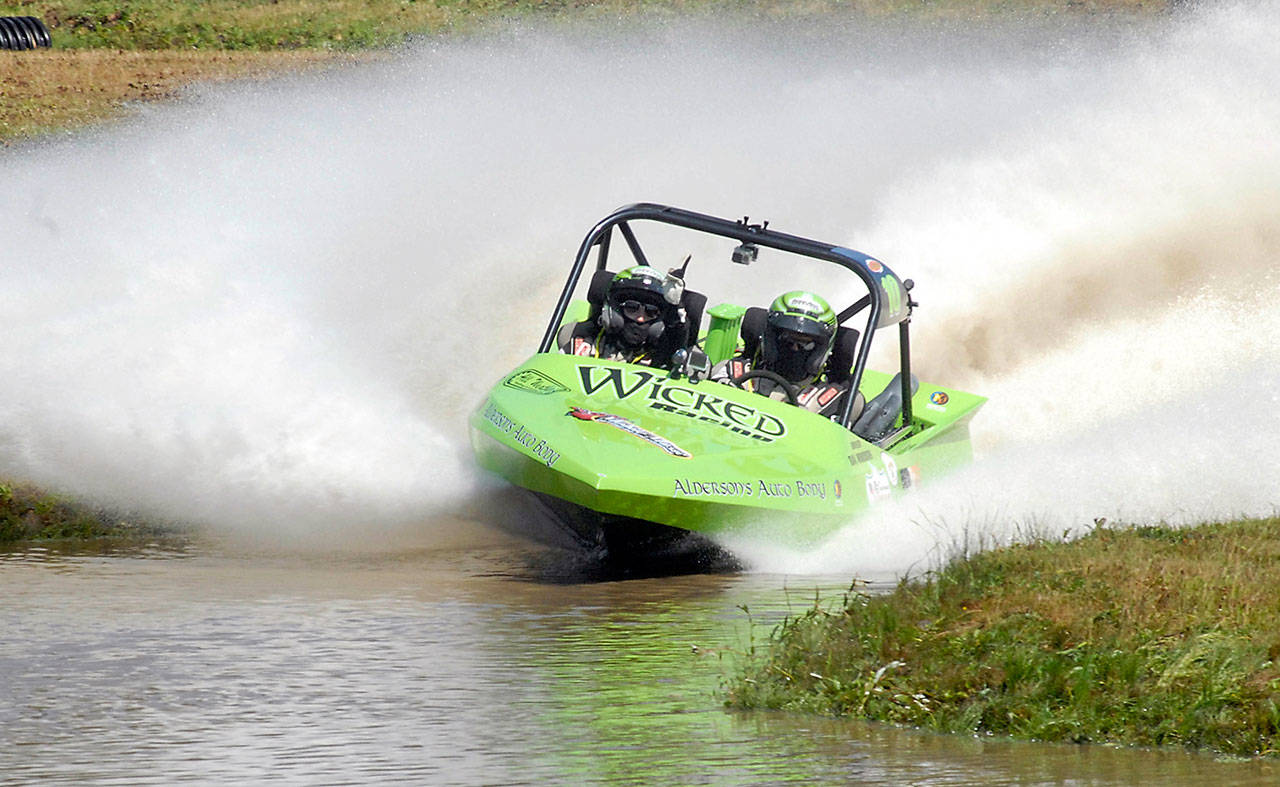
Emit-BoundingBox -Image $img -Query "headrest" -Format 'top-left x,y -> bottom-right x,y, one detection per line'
825,326 -> 861,383
585,269 -> 616,321
681,289 -> 707,339
587,269 -> 616,307
740,306 -> 768,360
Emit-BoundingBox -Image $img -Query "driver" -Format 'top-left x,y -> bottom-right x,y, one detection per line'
711,290 -> 848,416
557,266 -> 685,367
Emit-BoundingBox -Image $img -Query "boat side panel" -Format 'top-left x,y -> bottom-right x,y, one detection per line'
470,353 -> 983,542
470,426 -> 847,543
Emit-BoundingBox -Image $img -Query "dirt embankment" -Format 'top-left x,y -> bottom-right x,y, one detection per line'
1,49 -> 367,140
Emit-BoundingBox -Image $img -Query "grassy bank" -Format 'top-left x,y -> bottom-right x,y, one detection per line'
5,0 -> 1176,51
2,0 -> 1180,141
727,518 -> 1280,757
0,480 -> 160,542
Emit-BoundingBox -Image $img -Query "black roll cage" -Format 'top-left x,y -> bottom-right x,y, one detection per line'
538,203 -> 915,432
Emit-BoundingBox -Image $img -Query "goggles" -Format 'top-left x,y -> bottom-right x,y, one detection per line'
619,299 -> 662,322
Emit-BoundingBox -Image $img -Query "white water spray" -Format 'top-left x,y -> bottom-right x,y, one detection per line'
0,5 -> 1275,557
731,4 -> 1280,574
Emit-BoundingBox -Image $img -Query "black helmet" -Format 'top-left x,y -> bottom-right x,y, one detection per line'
601,266 -> 672,347
761,290 -> 837,384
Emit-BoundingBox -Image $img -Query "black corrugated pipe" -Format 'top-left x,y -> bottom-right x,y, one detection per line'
0,17 -> 52,50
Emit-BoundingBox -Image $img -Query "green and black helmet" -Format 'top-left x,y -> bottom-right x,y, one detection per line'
601,266 -> 673,346
762,290 -> 838,383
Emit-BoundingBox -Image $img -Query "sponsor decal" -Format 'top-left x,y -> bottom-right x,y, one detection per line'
930,391 -> 949,406
577,365 -> 787,443
831,247 -> 905,326
758,481 -> 792,498
674,479 -> 753,498
568,407 -> 692,458
865,468 -> 892,503
865,452 -> 904,504
790,296 -> 824,316
881,452 -> 899,487
795,480 -> 826,500
848,448 -> 874,467
801,386 -> 838,412
881,275 -> 902,316
504,369 -> 569,395
628,265 -> 665,282
673,479 -> 829,499
480,401 -> 561,468
833,479 -> 843,500
900,465 -> 922,489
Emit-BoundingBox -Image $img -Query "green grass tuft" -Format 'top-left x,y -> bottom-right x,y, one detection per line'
0,480 -> 154,543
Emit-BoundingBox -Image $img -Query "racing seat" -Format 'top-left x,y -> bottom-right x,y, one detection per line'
852,372 -> 919,443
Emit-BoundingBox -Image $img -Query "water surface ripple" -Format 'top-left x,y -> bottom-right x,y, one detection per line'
1,540 -> 1275,785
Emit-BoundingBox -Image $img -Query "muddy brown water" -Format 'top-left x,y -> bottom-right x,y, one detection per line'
1,528 -> 1276,785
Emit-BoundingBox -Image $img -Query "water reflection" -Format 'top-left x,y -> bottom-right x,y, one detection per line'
0,536 -> 1275,785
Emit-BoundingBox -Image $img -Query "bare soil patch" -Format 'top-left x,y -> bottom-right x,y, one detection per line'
1,49 -> 365,141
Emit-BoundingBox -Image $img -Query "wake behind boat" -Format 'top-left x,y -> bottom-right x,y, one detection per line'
470,204 -> 984,556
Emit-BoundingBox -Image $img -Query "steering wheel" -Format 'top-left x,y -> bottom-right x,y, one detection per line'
731,369 -> 800,406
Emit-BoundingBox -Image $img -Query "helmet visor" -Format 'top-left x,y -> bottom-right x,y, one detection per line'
776,329 -> 818,353
767,313 -> 833,343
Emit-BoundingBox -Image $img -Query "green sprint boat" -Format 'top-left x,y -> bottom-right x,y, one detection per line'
470,204 -> 984,553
